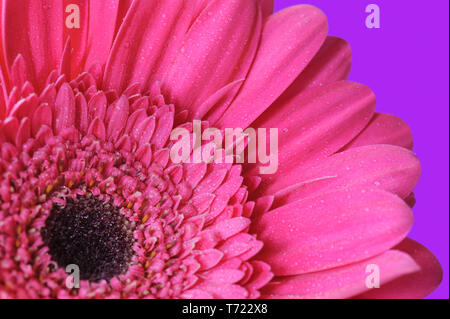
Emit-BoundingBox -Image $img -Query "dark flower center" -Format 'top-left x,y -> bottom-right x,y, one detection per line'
41,194 -> 135,283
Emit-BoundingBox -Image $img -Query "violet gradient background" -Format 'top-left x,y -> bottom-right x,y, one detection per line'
275,0 -> 449,298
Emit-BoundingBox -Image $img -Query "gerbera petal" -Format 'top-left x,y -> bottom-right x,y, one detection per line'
87,116 -> 106,141
217,233 -> 263,259
194,169 -> 228,195
1,116 -> 18,143
272,144 -> 421,208
8,92 -> 38,120
342,113 -> 414,150
106,95 -> 129,141
200,268 -> 246,284
245,261 -> 274,290
206,217 -> 251,241
194,283 -> 249,299
151,110 -> 174,149
88,91 -> 107,122
0,2 -> 9,98
31,103 -> 52,136
355,238 -> 443,299
185,162 -> 208,189
16,117 -> 31,148
260,0 -> 275,18
193,79 -> 244,122
82,1 -> 120,74
250,81 -> 375,196
181,289 -> 213,299
60,1 -> 121,78
10,54 -> 28,90
195,249 -> 224,271
53,83 -> 75,135
261,250 -> 419,299
0,84 -> 6,118
253,189 -> 413,276
162,0 -> 262,116
196,217 -> 251,250
217,5 -> 328,129
74,92 -> 88,134
3,0 -> 64,91
103,0 -> 195,94
274,36 -> 352,107
114,0 -> 133,33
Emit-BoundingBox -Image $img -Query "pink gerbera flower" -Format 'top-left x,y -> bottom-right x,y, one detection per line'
0,0 -> 442,299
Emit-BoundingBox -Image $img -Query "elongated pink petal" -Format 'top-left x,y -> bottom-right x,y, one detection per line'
31,103 -> 52,136
200,269 -> 245,284
185,163 -> 207,189
343,113 -> 414,150
39,83 -> 57,107
87,117 -> 106,141
273,144 -> 421,207
245,261 -> 273,290
162,0 -> 261,115
103,0 -> 195,94
197,217 -> 251,250
194,79 -> 244,121
262,250 -> 419,299
217,5 -> 328,129
10,54 -> 27,89
355,238 -> 443,299
194,169 -> 228,195
251,81 -> 375,196
3,0 -> 63,91
53,83 -> 75,135
8,92 -> 38,119
61,2 -> 87,77
151,111 -> 174,149
253,189 -> 413,276
218,233 -> 263,259
195,249 -> 224,271
0,81 -> 6,118
88,91 -> 107,122
181,289 -> 213,299
190,193 -> 215,215
215,166 -> 244,198
194,283 -> 249,299
106,95 -> 129,142
83,1 -> 120,73
62,1 -> 120,78
0,2 -> 9,99
59,38 -> 71,78
274,36 -> 352,107
16,117 -> 31,147
130,116 -> 155,146
74,93 -> 88,134
124,109 -> 146,135
1,116 -> 18,143
114,0 -> 133,34
206,217 -> 251,241
260,0 -> 274,18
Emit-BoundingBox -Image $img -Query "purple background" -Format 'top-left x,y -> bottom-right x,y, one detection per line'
275,0 -> 449,299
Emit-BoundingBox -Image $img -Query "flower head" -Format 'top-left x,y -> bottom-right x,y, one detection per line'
0,0 -> 442,299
